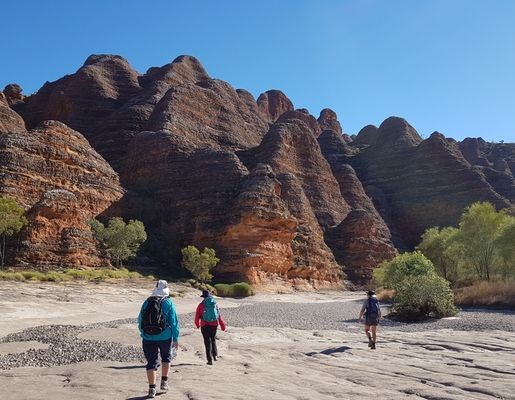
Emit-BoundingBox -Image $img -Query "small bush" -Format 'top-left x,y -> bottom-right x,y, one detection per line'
214,282 -> 255,298
21,271 -> 45,281
0,272 -> 26,281
455,280 -> 515,308
392,275 -> 457,321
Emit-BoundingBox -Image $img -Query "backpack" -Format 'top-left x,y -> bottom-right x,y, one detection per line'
202,297 -> 219,322
141,297 -> 166,335
365,297 -> 380,318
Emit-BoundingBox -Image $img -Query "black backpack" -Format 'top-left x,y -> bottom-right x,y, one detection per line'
365,297 -> 380,318
141,297 -> 166,335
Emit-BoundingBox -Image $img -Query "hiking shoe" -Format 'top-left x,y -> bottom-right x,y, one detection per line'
371,342 -> 376,350
207,360 -> 213,365
148,387 -> 157,398
213,355 -> 217,361
160,379 -> 169,391
368,339 -> 373,348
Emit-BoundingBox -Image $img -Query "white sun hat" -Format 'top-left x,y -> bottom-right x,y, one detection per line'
151,280 -> 170,297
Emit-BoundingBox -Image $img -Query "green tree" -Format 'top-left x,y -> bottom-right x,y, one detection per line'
494,219 -> 515,278
374,251 -> 457,321
90,217 -> 147,266
454,202 -> 508,281
373,251 -> 436,291
417,227 -> 460,284
181,245 -> 219,283
0,196 -> 28,268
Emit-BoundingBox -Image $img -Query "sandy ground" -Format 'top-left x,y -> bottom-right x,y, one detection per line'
0,281 -> 514,400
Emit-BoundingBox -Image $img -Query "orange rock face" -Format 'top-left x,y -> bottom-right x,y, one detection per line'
0,121 -> 124,268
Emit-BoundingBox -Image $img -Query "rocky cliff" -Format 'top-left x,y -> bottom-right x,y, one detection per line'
0,120 -> 123,268
1,55 -> 513,286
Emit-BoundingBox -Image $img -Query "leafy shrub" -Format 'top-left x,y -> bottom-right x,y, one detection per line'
374,251 -> 435,290
214,282 -> 255,298
392,275 -> 457,321
90,218 -> 147,266
181,246 -> 219,283
375,251 -> 457,321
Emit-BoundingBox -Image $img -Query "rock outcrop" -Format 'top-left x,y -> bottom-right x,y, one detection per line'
1,53 -> 513,287
347,120 -> 513,248
0,91 -> 25,133
318,129 -> 397,282
0,120 -> 124,268
257,90 -> 294,122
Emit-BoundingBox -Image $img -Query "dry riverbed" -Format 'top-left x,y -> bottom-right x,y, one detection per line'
0,281 -> 514,400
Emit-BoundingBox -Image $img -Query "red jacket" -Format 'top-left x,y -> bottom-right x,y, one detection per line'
195,302 -> 226,330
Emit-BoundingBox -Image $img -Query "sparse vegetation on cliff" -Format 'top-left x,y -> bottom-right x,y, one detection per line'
89,218 -> 147,267
0,196 -> 27,268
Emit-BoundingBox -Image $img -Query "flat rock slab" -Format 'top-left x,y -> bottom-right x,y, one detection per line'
0,341 -> 49,356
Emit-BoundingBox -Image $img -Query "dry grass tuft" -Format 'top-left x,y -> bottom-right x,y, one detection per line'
376,288 -> 395,302
454,280 -> 515,308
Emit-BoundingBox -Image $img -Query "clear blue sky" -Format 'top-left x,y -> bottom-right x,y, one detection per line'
1,0 -> 514,142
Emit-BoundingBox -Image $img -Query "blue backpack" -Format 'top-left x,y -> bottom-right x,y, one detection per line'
202,297 -> 219,322
365,297 -> 380,318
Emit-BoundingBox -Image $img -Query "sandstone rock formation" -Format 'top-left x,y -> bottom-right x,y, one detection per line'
1,53 -> 513,287
257,90 -> 294,122
0,120 -> 124,268
347,119 -> 513,248
318,129 -> 397,282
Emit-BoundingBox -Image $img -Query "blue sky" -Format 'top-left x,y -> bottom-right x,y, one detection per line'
1,0 -> 514,142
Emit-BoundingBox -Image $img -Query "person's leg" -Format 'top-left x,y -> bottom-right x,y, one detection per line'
158,339 -> 172,391
371,325 -> 378,344
364,324 -> 372,343
209,326 -> 218,360
201,326 -> 213,363
142,340 -> 159,397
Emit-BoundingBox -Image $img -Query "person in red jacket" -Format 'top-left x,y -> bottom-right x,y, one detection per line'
194,290 -> 226,365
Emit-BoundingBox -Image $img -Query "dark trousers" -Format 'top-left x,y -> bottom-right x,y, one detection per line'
201,325 -> 218,361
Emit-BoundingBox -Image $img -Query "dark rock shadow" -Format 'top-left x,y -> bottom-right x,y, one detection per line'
305,346 -> 351,356
105,365 -> 146,370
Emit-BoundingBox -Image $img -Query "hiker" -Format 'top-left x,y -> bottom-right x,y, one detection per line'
358,290 -> 381,349
138,280 -> 179,398
194,290 -> 226,365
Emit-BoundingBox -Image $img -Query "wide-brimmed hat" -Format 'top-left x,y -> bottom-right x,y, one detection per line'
151,280 -> 170,297
367,290 -> 375,297
200,290 -> 211,298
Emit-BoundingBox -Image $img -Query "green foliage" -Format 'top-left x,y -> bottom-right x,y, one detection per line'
417,227 -> 459,283
495,220 -> 515,278
181,245 -> 219,283
393,274 -> 457,321
417,202 -> 515,284
0,267 -> 145,282
0,196 -> 28,267
374,251 -> 457,321
454,202 -> 509,281
90,217 -> 147,266
214,282 -> 255,298
373,251 -> 436,290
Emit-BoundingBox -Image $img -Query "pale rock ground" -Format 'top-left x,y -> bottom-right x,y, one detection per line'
0,281 -> 514,400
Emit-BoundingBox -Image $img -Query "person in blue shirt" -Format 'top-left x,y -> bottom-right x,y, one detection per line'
138,280 -> 179,398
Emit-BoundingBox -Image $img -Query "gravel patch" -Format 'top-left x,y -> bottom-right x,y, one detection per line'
213,300 -> 515,333
0,319 -> 142,370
